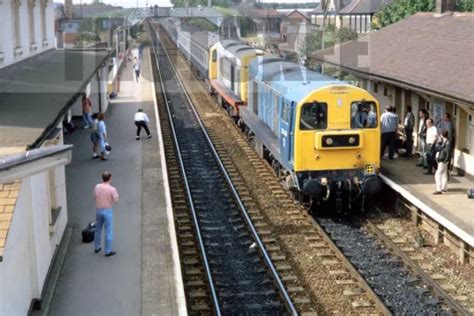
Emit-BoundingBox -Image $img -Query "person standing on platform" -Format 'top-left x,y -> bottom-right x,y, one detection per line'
94,171 -> 119,257
440,113 -> 454,141
433,130 -> 451,195
133,57 -> 140,83
82,93 -> 93,129
134,109 -> 152,140
380,106 -> 398,160
403,105 -> 415,157
416,109 -> 429,167
97,112 -> 109,161
424,118 -> 438,174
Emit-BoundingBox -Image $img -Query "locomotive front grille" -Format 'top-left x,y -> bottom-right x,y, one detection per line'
322,134 -> 360,148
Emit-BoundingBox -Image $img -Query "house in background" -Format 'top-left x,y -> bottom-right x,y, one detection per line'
310,0 -> 393,33
279,10 -> 319,53
313,10 -> 474,175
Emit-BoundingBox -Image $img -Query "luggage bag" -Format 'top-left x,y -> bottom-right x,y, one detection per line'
82,222 -> 95,243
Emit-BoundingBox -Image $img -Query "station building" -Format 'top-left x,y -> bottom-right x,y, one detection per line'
313,11 -> 474,176
0,1 -> 114,313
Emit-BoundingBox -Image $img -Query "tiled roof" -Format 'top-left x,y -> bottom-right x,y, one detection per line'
338,0 -> 394,14
0,181 -> 20,261
312,12 -> 474,105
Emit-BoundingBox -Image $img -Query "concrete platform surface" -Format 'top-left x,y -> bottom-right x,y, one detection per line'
381,157 -> 474,245
48,48 -> 185,315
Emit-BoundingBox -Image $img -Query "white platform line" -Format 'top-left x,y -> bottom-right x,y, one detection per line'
149,48 -> 188,315
380,172 -> 474,247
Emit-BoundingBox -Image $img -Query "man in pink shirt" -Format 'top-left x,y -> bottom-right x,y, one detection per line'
94,171 -> 119,257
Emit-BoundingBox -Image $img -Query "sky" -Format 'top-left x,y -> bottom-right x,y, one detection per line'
69,0 -> 173,8
68,0 -> 318,7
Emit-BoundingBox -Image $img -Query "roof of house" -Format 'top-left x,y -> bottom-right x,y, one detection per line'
0,49 -> 110,152
311,0 -> 352,14
282,9 -> 312,23
312,12 -> 474,105
311,0 -> 390,14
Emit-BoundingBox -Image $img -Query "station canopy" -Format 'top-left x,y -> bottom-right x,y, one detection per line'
0,49 -> 109,154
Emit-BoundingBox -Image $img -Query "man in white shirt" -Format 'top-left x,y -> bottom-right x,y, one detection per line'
424,118 -> 438,174
134,109 -> 152,140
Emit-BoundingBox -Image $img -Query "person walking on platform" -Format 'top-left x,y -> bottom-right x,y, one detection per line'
416,109 -> 429,166
97,112 -> 109,161
133,57 -> 141,83
82,93 -> 93,129
90,114 -> 100,159
424,118 -> 438,174
380,106 -> 398,160
94,171 -> 119,257
403,105 -> 415,157
433,130 -> 451,195
134,109 -> 152,140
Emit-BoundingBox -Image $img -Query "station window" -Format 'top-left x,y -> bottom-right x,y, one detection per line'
383,86 -> 388,96
373,82 -> 378,93
350,101 -> 377,128
299,102 -> 327,130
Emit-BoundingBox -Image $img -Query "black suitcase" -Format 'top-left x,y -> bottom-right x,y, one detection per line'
82,222 -> 95,243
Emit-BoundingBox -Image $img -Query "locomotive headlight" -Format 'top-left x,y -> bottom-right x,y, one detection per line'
325,137 -> 333,146
348,137 -> 356,144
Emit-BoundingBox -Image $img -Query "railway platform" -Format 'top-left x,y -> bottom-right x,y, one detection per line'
380,157 -> 474,264
48,48 -> 186,315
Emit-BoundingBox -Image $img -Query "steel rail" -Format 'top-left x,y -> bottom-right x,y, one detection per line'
151,20 -> 298,316
365,220 -> 469,316
147,21 -> 222,316
308,216 -> 393,316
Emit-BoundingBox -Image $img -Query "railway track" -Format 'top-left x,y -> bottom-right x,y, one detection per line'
148,22 -> 298,315
318,217 -> 470,315
149,19 -> 471,316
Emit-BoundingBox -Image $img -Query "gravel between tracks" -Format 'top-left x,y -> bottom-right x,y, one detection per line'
162,37 -> 376,314
368,210 -> 474,313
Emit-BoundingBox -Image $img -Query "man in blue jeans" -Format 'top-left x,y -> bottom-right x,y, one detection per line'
94,171 -> 119,257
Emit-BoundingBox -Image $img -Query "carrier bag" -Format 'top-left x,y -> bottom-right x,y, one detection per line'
81,222 -> 95,243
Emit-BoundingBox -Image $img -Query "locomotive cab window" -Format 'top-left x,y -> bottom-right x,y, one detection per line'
300,102 -> 327,130
212,50 -> 217,62
351,101 -> 377,128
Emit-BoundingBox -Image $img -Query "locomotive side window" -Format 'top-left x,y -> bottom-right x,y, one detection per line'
282,101 -> 291,122
300,102 -> 327,130
350,101 -> 378,128
212,50 -> 217,62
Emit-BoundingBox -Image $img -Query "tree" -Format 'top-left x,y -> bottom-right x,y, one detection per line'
300,25 -> 358,56
374,0 -> 473,28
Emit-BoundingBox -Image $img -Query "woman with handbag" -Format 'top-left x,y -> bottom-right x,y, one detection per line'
433,130 -> 451,195
97,112 -> 109,161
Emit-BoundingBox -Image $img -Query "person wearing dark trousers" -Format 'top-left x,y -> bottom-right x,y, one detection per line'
380,106 -> 398,160
403,105 -> 415,157
134,109 -> 151,140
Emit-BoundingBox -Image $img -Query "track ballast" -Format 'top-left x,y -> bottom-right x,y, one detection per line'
148,21 -> 296,315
